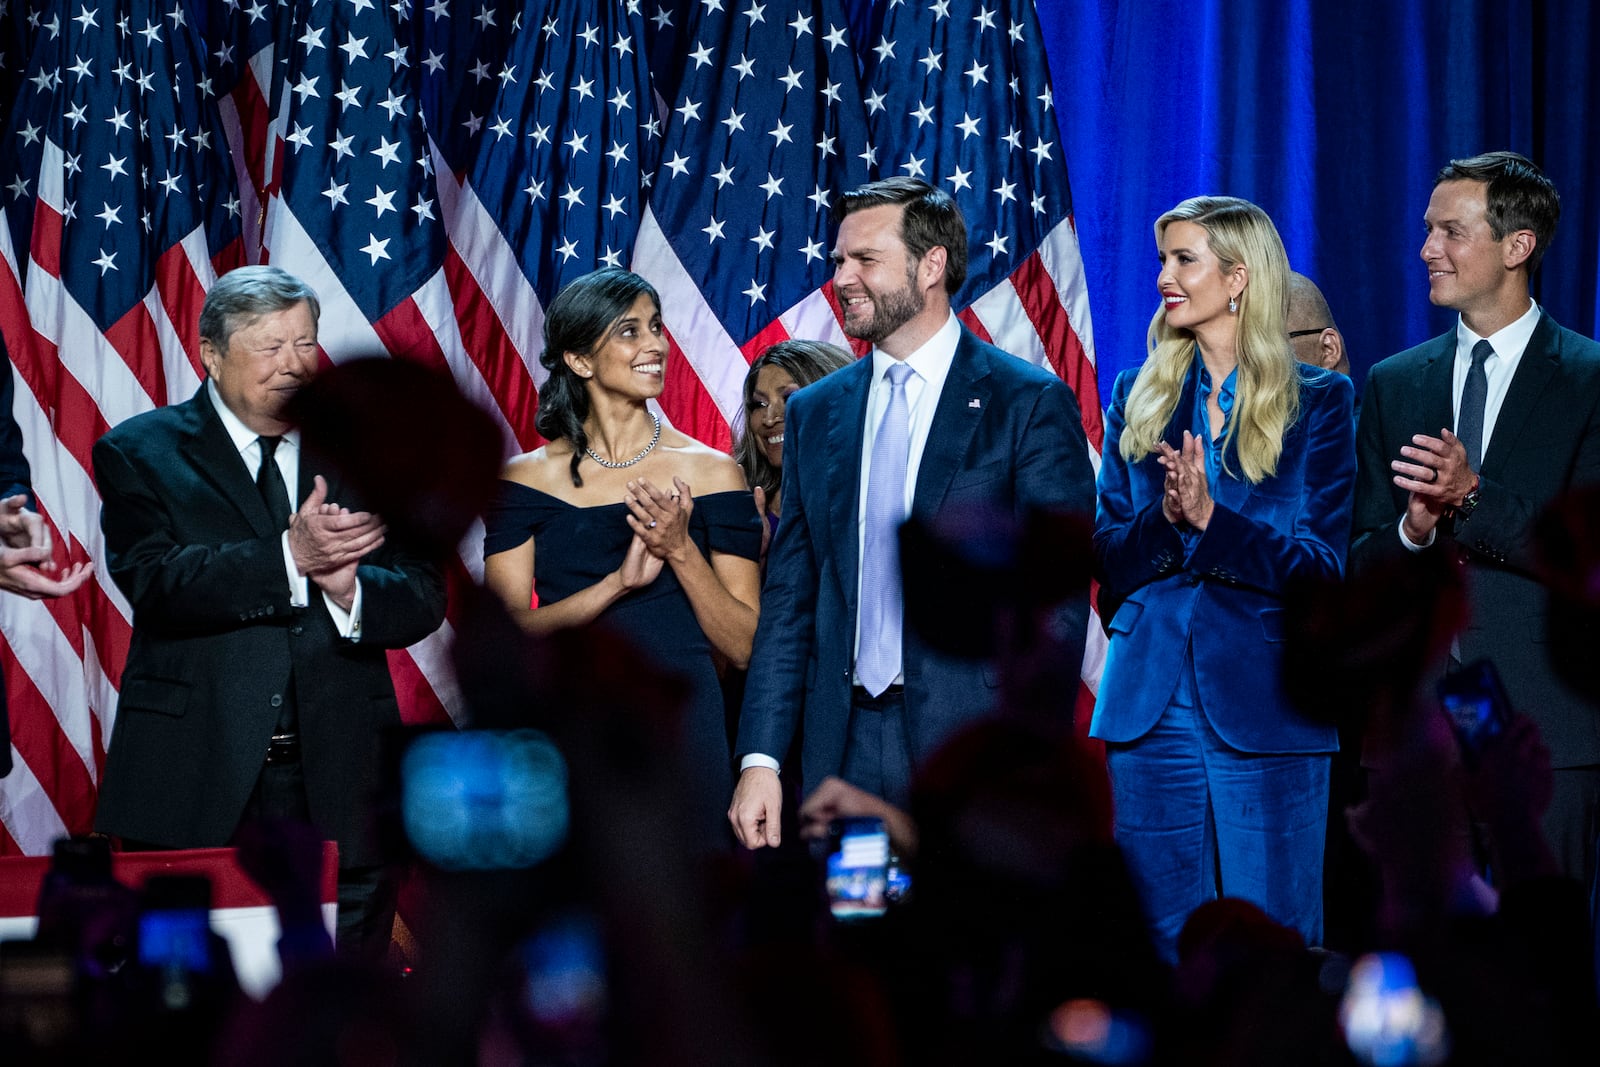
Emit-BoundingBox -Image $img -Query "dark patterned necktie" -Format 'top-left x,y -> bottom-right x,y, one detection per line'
256,436 -> 292,531
1457,340 -> 1493,471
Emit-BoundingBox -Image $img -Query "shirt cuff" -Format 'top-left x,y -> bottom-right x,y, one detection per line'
323,580 -> 363,640
1397,515 -> 1435,552
281,531 -> 310,606
740,753 -> 780,774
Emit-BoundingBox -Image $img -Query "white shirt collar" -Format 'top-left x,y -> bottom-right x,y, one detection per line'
870,311 -> 961,385
1456,299 -> 1540,360
206,379 -> 300,456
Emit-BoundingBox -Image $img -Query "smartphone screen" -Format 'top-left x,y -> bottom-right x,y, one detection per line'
826,817 -> 890,920
1339,952 -> 1449,1066
400,728 -> 570,871
137,875 -> 214,982
137,908 -> 213,976
1437,658 -> 1511,761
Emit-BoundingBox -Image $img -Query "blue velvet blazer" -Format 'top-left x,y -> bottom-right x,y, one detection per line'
1091,360 -> 1355,754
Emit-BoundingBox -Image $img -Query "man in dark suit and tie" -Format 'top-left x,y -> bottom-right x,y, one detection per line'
1,348 -> 94,777
1351,151 -> 1600,893
729,178 -> 1095,848
91,266 -> 446,957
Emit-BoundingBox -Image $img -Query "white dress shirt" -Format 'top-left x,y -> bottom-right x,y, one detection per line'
740,315 -> 963,776
1451,299 -> 1538,447
853,312 -> 961,680
206,381 -> 362,637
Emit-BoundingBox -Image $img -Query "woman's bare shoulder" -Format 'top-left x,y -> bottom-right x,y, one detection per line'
660,434 -> 749,493
501,443 -> 577,492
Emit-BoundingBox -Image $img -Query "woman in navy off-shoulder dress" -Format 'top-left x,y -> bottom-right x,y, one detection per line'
482,269 -> 762,846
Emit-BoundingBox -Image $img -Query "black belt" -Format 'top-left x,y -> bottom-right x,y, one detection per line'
264,733 -> 301,765
851,684 -> 905,704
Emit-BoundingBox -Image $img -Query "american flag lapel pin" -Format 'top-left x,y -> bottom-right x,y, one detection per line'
968,398 -> 982,409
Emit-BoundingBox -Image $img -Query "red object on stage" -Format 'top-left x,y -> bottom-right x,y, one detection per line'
0,845 -> 338,918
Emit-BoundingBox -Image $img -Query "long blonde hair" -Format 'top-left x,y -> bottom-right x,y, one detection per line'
1119,196 -> 1299,484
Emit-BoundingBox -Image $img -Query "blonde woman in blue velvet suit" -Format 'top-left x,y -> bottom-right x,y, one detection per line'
1092,197 -> 1356,960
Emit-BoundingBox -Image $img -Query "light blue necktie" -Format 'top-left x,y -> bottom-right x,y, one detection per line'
1457,340 -> 1493,472
856,362 -> 914,696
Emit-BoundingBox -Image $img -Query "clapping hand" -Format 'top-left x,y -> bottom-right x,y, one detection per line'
0,493 -> 93,599
614,532 -> 664,590
1393,429 -> 1473,544
625,476 -> 694,562
1156,431 -> 1214,529
287,476 -> 385,610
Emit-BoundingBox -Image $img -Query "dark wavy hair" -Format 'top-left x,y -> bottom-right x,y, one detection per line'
732,340 -> 853,501
835,176 -> 969,296
1435,151 -> 1560,274
535,269 -> 661,487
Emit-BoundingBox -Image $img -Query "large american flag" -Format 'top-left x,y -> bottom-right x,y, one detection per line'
860,0 -> 1105,728
0,0 -> 1098,856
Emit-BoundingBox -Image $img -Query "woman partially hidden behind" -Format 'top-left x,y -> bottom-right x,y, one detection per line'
482,269 -> 762,848
1092,197 -> 1356,959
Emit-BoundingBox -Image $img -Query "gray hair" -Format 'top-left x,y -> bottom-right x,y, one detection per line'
199,266 -> 321,351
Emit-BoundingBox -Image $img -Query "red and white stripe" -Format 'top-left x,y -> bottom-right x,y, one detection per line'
634,205 -> 1107,705
0,132 -> 234,852
2,26 -> 1106,855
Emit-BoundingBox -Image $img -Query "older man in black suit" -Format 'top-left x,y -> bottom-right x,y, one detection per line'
92,266 -> 446,958
1351,152 -> 1600,893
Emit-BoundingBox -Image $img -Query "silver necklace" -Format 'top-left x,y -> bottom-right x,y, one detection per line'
584,411 -> 661,469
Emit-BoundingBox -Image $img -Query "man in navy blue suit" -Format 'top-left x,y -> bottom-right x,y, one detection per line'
729,178 -> 1095,848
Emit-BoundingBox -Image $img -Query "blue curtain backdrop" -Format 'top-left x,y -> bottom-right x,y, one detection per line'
1035,0 -> 1600,391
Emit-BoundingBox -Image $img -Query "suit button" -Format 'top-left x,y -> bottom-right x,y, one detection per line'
290,624 -> 304,636
270,694 -> 284,708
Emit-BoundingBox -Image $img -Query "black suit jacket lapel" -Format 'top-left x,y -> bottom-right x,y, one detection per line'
829,357 -> 872,601
1480,313 -> 1558,480
185,385 -> 282,539
298,435 -> 343,509
911,331 -> 991,520
1420,334 -> 1455,440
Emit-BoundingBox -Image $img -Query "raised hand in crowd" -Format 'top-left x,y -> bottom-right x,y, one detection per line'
798,775 -> 919,860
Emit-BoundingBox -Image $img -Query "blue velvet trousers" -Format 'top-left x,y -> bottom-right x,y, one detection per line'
1105,656 -> 1330,962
